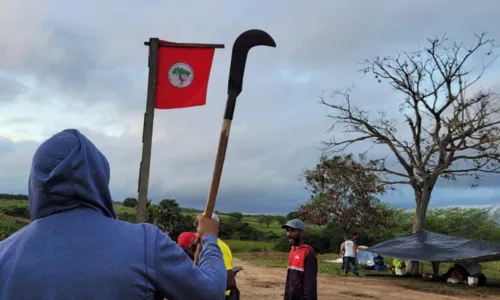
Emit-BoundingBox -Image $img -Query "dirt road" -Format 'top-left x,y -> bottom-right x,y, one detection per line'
234,258 -> 491,300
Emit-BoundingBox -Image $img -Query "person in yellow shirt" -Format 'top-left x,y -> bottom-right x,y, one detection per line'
212,214 -> 238,299
180,213 -> 239,299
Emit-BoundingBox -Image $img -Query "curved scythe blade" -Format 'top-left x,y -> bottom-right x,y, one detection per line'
223,29 -> 276,120
228,29 -> 276,97
194,29 -> 276,265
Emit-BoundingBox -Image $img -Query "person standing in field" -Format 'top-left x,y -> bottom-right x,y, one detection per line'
351,232 -> 360,275
0,129 -> 227,300
341,235 -> 359,276
211,213 -> 239,299
281,219 -> 318,300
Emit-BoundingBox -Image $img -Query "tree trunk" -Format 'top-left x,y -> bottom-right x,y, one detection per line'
407,186 -> 432,275
412,190 -> 430,233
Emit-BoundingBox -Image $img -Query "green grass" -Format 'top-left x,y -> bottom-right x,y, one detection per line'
0,214 -> 30,239
0,199 -> 313,235
0,199 -> 27,208
183,213 -> 315,234
0,199 -> 135,215
113,205 -> 136,215
242,216 -> 284,233
0,199 -> 138,225
235,252 -> 500,297
0,199 -> 316,245
0,200 -> 31,219
225,240 -> 274,253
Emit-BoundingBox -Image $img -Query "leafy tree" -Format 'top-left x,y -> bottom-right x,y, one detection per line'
275,216 -> 288,226
258,216 -> 275,228
298,154 -> 386,236
219,218 -> 262,241
365,203 -> 413,242
228,212 -> 244,222
425,207 -> 500,242
172,67 -> 191,85
123,197 -> 138,208
286,212 -> 300,220
147,199 -> 194,240
274,227 -> 346,254
320,33 -> 500,235
262,216 -> 274,227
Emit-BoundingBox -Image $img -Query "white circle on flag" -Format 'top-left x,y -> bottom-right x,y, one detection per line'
168,62 -> 194,88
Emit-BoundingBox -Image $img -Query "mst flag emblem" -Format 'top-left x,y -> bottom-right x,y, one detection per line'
154,46 -> 216,109
168,62 -> 194,88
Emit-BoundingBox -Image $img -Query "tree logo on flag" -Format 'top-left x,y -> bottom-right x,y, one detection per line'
168,62 -> 194,88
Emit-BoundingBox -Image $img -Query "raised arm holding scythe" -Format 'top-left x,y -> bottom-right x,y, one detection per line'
194,29 -> 276,265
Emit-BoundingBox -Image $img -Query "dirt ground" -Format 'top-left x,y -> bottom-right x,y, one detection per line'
234,258 -> 494,300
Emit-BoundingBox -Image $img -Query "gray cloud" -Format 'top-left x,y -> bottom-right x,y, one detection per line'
0,1 -> 500,213
0,76 -> 27,101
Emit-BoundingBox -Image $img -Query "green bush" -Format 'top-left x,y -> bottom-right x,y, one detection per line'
0,216 -> 29,239
117,212 -> 136,223
273,235 -> 290,252
0,200 -> 31,219
3,206 -> 31,219
263,232 -> 280,241
273,227 -> 346,254
219,219 -> 264,241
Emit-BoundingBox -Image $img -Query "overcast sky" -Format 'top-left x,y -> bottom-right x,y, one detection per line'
1,0 -> 500,214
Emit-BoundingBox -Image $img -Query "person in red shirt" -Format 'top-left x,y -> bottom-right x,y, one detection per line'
281,219 -> 318,300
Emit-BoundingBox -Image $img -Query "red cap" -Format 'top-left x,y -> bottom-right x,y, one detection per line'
178,232 -> 197,247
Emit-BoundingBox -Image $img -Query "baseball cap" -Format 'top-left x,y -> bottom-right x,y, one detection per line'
281,219 -> 305,231
178,232 -> 197,247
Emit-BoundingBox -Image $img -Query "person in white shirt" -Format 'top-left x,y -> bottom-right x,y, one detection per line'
340,236 -> 359,276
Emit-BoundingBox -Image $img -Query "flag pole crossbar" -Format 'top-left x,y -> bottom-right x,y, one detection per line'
144,40 -> 225,49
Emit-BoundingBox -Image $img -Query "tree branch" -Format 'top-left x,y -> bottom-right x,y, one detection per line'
321,32 -> 500,194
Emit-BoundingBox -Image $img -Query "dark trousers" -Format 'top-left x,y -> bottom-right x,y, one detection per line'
225,288 -> 240,300
343,256 -> 357,274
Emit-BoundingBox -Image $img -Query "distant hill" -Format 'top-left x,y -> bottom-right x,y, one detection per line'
0,194 -> 288,217
0,197 -> 301,238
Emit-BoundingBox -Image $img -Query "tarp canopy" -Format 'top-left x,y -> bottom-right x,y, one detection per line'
357,249 -> 378,265
325,246 -> 379,266
366,230 -> 500,263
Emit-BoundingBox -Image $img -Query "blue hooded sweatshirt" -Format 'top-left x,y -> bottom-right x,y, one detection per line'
0,129 -> 227,300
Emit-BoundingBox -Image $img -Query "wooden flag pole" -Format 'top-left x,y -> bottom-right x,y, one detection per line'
137,39 -> 225,224
136,38 -> 159,223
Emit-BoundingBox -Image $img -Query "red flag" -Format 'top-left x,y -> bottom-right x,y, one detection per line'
155,43 -> 216,109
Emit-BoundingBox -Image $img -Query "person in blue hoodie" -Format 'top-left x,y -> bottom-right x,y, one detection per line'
0,129 -> 227,300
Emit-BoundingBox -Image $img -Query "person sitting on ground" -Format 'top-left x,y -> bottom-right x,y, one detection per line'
443,262 -> 487,285
282,218 -> 318,300
0,129 -> 227,300
340,236 -> 359,276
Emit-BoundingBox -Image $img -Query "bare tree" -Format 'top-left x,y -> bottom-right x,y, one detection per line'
321,32 -> 500,235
